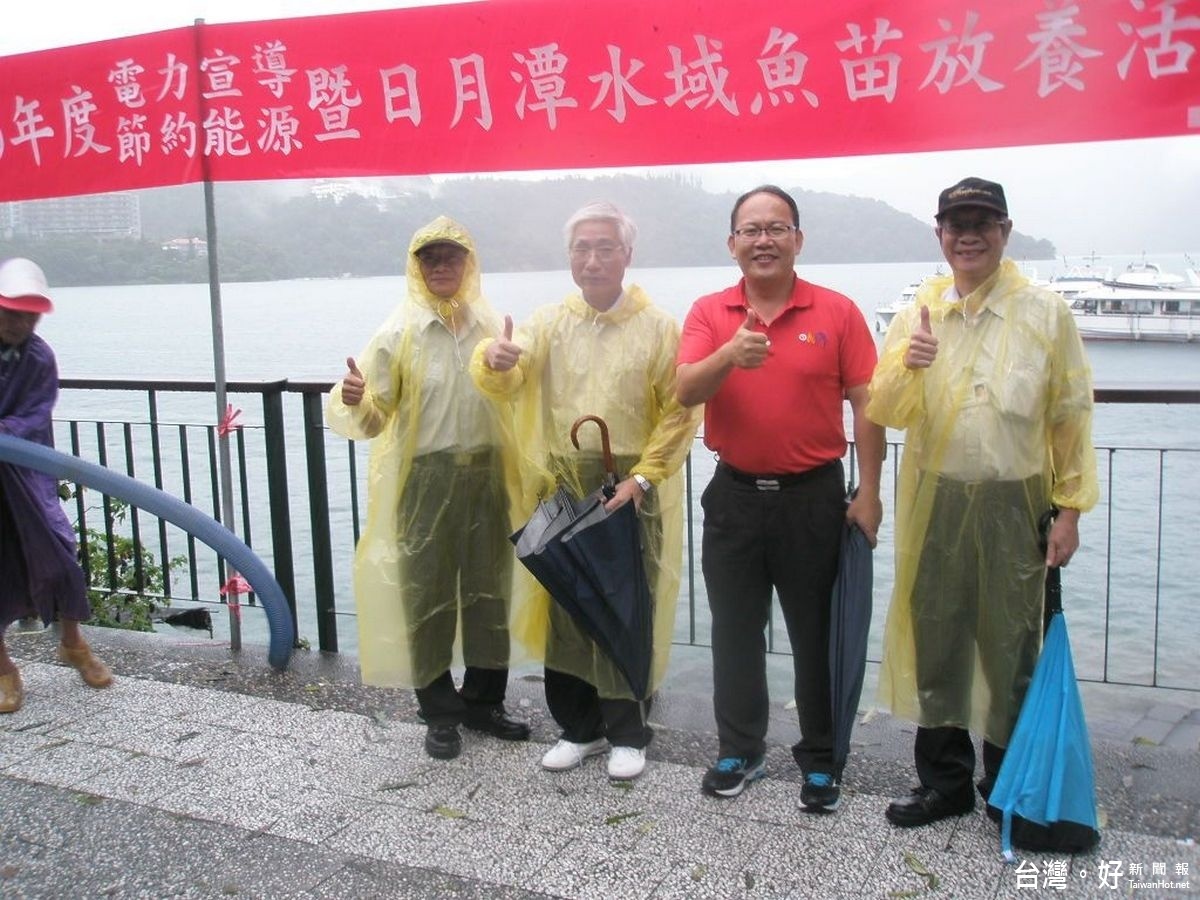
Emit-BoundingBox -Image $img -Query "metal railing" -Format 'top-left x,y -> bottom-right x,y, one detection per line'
53,378 -> 1200,691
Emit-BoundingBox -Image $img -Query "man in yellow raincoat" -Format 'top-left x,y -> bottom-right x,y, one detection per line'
472,201 -> 701,781
326,217 -> 528,761
867,178 -> 1098,828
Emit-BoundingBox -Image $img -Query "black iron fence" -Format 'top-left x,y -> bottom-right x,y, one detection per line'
52,378 -> 1200,691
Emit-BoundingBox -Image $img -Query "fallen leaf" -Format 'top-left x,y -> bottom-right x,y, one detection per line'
604,811 -> 642,826
74,793 -> 103,806
612,780 -> 634,793
179,757 -> 206,768
743,872 -> 756,889
434,805 -> 466,819
690,865 -> 707,882
378,781 -> 417,792
903,852 -> 939,889
1132,736 -> 1158,746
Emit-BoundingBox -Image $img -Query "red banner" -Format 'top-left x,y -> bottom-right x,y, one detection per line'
0,0 -> 1196,201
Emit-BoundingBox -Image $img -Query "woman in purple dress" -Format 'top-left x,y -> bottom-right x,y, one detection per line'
0,258 -> 113,714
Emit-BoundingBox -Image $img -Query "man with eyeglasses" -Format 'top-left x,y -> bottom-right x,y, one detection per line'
867,177 -> 1097,830
326,217 -> 531,762
472,200 -> 700,781
675,185 -> 884,812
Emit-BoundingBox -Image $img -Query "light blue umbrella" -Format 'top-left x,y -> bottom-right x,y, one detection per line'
988,516 -> 1101,860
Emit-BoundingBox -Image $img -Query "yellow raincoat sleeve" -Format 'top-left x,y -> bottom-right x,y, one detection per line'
865,276 -> 956,431
628,326 -> 702,485
1045,299 -> 1099,511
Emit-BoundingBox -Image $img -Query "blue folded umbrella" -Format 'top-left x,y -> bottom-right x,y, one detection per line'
988,544 -> 1101,860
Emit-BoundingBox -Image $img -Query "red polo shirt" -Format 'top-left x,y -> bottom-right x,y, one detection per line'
677,276 -> 876,474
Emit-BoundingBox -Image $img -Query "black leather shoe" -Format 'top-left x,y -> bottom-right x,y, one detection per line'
462,705 -> 530,741
424,724 -> 462,760
886,787 -> 974,827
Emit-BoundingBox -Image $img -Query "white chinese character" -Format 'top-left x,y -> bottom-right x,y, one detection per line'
751,27 -> 818,115
1117,0 -> 1200,79
380,64 -> 421,126
1097,859 -> 1125,890
588,44 -> 655,124
62,86 -> 111,158
836,19 -> 905,102
202,106 -> 251,156
1016,5 -> 1102,97
511,44 -> 579,129
253,40 -> 297,99
1015,859 -> 1040,889
10,96 -> 54,166
200,50 -> 243,100
1152,861 -> 1167,876
157,53 -> 189,102
1042,858 -> 1069,890
663,35 -> 738,115
450,54 -> 493,130
160,111 -> 197,158
108,59 -> 147,108
1177,862 -> 1191,877
1129,863 -> 1144,877
116,114 -> 150,165
306,66 -> 363,141
919,11 -> 1004,94
256,106 -> 303,154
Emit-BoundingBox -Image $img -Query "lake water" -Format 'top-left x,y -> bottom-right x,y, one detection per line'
34,256 -> 1200,688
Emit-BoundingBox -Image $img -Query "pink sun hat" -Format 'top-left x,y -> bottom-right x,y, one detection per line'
0,258 -> 54,314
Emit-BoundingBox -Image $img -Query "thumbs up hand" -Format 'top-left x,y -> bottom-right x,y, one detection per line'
904,305 -> 938,369
484,314 -> 522,372
341,357 -> 366,406
727,306 -> 771,370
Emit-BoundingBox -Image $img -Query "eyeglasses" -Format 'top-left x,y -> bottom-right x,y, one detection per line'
569,243 -> 624,262
417,248 -> 467,267
939,217 -> 1007,237
732,222 -> 796,241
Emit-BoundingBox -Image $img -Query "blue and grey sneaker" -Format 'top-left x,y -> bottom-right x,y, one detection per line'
701,755 -> 766,797
800,772 -> 841,812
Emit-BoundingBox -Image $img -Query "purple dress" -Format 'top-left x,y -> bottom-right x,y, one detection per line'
0,333 -> 91,629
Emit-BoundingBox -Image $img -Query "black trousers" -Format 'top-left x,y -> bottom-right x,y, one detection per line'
544,667 -> 653,749
701,459 -> 845,774
415,667 -> 509,727
915,726 -> 1006,804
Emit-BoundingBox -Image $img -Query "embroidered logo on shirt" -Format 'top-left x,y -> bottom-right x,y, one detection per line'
797,331 -> 828,347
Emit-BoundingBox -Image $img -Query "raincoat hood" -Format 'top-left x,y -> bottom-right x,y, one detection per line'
406,216 -> 482,318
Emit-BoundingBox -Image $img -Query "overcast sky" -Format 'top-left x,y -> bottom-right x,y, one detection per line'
3,0 -> 1198,257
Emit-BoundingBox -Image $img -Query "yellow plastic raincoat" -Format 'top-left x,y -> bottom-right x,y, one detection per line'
470,286 -> 701,699
325,217 -> 523,689
867,259 -> 1098,745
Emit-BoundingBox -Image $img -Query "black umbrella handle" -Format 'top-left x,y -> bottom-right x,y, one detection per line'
571,414 -> 617,495
1038,508 -> 1063,632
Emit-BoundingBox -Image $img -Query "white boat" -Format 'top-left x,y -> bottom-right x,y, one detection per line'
875,269 -> 943,332
1045,259 -> 1113,303
1065,262 -> 1200,342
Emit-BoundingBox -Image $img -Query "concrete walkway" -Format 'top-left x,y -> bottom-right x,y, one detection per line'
1,627 -> 1197,899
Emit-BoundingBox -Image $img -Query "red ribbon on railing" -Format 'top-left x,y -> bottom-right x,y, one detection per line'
220,573 -> 252,620
217,404 -> 243,438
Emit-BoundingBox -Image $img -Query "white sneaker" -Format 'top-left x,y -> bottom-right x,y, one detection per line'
607,746 -> 646,780
541,737 -> 608,771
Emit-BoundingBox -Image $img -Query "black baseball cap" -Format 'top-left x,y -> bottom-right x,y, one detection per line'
936,177 -> 1008,219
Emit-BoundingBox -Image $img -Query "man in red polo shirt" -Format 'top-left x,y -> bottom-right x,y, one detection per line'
676,185 -> 884,811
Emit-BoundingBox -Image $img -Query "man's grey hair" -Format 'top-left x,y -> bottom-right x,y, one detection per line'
563,200 -> 637,249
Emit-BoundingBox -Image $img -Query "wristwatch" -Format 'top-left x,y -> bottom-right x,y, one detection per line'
632,473 -> 652,493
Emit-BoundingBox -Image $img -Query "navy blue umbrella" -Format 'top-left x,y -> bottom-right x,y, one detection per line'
987,509 -> 1100,859
511,415 -> 653,700
829,519 -> 873,773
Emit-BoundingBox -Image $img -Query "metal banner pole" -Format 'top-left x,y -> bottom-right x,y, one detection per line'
194,18 -> 241,650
